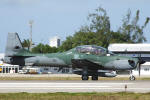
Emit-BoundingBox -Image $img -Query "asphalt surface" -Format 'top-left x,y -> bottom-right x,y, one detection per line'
0,80 -> 150,93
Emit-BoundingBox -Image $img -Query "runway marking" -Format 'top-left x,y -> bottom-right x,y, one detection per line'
0,83 -> 134,85
0,83 -> 133,89
0,86 -> 111,88
0,88 -> 150,90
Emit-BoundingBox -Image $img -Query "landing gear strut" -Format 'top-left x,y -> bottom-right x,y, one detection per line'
129,70 -> 136,81
82,66 -> 89,80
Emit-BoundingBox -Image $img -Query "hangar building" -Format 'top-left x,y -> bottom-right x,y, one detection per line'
108,43 -> 150,61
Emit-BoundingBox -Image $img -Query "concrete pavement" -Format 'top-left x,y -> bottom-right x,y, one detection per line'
0,80 -> 150,93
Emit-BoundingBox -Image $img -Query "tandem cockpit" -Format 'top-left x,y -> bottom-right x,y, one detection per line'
75,45 -> 114,56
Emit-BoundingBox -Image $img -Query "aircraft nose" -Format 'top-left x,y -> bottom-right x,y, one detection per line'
128,60 -> 135,68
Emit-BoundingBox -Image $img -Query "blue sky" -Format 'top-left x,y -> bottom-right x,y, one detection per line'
0,0 -> 150,53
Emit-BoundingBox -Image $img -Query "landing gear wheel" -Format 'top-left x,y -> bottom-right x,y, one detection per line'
129,75 -> 136,81
92,75 -> 98,80
82,75 -> 89,80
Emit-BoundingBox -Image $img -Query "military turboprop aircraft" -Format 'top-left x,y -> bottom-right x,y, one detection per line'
4,33 -> 142,80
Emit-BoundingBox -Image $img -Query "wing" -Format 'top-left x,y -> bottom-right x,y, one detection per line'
71,59 -> 104,70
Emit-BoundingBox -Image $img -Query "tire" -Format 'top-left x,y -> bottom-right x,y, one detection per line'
92,75 -> 98,80
82,75 -> 89,80
129,75 -> 136,81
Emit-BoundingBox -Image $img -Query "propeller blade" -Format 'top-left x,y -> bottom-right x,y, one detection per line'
138,63 -> 141,77
138,53 -> 143,77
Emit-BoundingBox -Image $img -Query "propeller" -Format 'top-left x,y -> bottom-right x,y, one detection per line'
138,63 -> 141,77
138,54 -> 145,77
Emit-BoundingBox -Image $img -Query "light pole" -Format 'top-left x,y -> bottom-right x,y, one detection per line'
29,20 -> 34,51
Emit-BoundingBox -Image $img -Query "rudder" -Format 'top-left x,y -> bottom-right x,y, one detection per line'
5,32 -> 23,57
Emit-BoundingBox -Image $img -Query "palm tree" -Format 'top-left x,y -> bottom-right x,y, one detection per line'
22,39 -> 30,50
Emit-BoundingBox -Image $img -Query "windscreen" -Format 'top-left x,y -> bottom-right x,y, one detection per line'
76,45 -> 106,55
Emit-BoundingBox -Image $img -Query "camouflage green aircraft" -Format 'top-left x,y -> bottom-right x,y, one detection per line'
4,33 -> 142,80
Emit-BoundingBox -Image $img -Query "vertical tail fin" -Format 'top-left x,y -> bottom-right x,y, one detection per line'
5,33 -> 23,57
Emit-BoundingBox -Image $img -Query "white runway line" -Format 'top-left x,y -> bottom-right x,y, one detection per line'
0,88 -> 110,89
0,88 -> 150,90
0,83 -> 133,88
0,83 -> 133,87
0,82 -> 134,90
0,86 -> 111,88
0,83 -> 134,85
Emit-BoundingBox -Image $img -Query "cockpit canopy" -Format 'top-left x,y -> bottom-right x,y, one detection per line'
76,45 -> 107,55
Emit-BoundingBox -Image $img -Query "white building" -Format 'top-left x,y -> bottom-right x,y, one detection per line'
49,36 -> 61,48
0,53 -> 19,73
108,43 -> 150,53
132,62 -> 150,76
108,43 -> 150,60
0,53 -> 4,61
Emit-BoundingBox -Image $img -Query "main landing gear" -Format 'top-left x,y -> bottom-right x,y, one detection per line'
91,75 -> 98,80
82,66 -> 89,80
82,75 -> 89,80
81,67 -> 98,80
81,75 -> 98,80
91,70 -> 98,80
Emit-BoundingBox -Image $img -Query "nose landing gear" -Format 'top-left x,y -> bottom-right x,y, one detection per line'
129,75 -> 136,81
129,71 -> 136,81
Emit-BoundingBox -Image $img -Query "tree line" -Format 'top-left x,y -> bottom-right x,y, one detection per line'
22,7 -> 150,53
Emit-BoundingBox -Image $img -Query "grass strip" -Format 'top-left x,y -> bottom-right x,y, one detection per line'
0,92 -> 150,100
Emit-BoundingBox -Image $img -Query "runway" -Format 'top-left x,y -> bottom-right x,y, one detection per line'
0,80 -> 150,93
